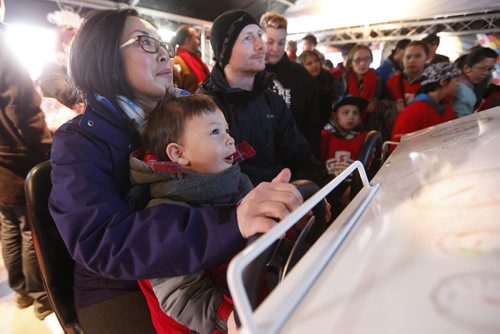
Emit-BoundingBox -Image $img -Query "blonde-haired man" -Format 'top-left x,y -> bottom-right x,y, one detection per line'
260,11 -> 322,157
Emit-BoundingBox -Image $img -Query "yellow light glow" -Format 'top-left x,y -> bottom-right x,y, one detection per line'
5,24 -> 56,80
158,28 -> 176,43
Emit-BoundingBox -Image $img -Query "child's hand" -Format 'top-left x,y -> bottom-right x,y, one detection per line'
227,311 -> 237,334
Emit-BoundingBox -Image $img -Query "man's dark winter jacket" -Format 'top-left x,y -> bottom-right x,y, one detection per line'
266,53 -> 322,157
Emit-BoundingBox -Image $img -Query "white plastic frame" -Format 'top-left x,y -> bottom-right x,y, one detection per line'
227,161 -> 380,333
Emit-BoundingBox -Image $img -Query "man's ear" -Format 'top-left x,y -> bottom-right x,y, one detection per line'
166,143 -> 189,166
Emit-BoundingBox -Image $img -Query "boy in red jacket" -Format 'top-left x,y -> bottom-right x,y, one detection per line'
321,95 -> 369,176
391,62 -> 460,145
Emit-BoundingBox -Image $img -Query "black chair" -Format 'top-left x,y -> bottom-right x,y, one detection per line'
25,160 -> 81,333
350,130 -> 383,199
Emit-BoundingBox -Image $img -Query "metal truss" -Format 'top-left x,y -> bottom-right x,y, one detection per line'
289,10 -> 500,45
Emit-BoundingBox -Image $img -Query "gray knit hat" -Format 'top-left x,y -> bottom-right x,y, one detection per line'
210,10 -> 259,69
420,62 -> 460,86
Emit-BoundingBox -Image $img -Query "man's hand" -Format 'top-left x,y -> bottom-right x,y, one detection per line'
236,168 -> 303,239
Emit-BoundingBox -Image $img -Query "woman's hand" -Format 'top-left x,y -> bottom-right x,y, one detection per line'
236,168 -> 303,239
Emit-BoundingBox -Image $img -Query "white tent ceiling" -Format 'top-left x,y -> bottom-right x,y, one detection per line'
284,0 -> 500,34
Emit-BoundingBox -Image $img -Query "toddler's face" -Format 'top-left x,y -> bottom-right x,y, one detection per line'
334,105 -> 361,132
178,108 -> 236,174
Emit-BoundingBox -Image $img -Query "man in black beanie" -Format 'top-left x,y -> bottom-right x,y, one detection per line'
200,10 -> 330,187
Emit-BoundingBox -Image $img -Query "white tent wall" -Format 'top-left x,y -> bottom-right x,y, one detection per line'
284,0 -> 499,71
285,0 -> 500,34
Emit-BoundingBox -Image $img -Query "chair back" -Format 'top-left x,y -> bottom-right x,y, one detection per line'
351,130 -> 383,199
25,160 -> 81,333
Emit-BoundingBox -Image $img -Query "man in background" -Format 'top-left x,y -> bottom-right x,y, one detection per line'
261,12 -> 322,157
377,38 -> 411,82
422,33 -> 450,64
0,0 -> 52,320
200,9 -> 329,187
286,39 -> 298,62
302,33 -> 326,66
171,25 -> 210,93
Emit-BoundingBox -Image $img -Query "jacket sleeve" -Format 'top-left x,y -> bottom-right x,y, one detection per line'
39,62 -> 81,108
0,38 -> 52,159
452,84 -> 475,118
49,123 -> 245,280
151,273 -> 229,333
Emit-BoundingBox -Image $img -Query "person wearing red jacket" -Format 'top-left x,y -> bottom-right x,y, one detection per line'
344,45 -> 384,126
391,62 -> 460,145
129,94 -> 253,334
321,95 -> 369,176
386,41 -> 429,111
171,26 -> 210,93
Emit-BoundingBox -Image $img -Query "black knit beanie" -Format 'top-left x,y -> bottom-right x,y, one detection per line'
210,10 -> 259,69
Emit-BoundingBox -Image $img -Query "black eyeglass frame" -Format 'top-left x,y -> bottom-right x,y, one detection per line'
120,35 -> 175,58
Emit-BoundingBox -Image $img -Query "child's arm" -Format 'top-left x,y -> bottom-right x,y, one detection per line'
150,272 -> 231,333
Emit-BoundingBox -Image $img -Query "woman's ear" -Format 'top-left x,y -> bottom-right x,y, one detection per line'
166,143 -> 189,166
463,64 -> 472,74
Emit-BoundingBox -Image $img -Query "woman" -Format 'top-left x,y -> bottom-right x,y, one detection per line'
49,9 -> 302,332
453,46 -> 497,118
344,45 -> 384,115
299,50 -> 344,127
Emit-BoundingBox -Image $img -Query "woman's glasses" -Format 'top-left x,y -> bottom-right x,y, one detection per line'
352,57 -> 372,65
120,35 -> 175,58
472,65 -> 496,73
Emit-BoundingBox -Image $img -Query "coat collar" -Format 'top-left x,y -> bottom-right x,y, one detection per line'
201,64 -> 275,98
79,97 -> 139,152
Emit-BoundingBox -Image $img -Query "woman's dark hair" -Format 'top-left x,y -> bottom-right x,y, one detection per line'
171,25 -> 193,48
69,8 -> 139,99
463,47 -> 498,68
454,54 -> 468,70
142,93 -> 219,161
